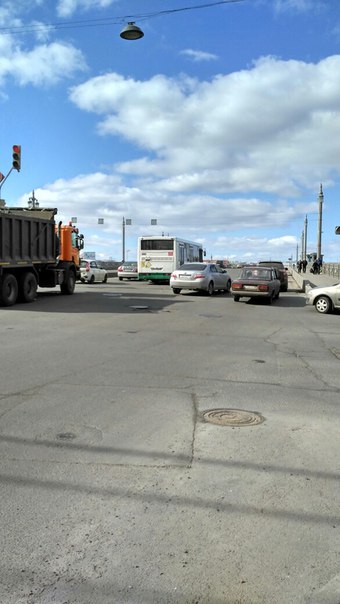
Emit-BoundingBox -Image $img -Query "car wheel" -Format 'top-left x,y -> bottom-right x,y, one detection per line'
226,280 -> 231,292
172,288 -> 181,294
80,278 -> 85,283
119,277 -> 123,281
89,275 -> 95,284
103,274 -> 108,283
267,292 -> 275,304
315,295 -> 331,314
275,290 -> 280,299
207,281 -> 214,296
233,295 -> 240,302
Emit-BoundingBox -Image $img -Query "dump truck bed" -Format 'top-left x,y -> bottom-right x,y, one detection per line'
0,207 -> 57,266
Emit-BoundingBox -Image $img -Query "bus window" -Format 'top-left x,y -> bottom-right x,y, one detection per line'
141,239 -> 173,251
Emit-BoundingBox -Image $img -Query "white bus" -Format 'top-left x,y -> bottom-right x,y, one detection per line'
138,236 -> 204,282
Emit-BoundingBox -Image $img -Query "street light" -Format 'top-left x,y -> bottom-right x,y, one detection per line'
120,22 -> 144,40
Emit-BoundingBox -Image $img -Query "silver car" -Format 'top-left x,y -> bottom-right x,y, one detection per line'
170,262 -> 231,295
305,282 -> 340,313
117,261 -> 139,281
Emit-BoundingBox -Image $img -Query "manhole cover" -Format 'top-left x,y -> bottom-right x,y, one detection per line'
130,305 -> 149,310
202,409 -> 265,427
56,432 -> 76,441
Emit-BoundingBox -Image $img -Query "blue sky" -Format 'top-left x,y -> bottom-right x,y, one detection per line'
1,0 -> 340,262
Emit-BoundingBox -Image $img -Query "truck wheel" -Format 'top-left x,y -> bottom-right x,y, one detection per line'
0,273 -> 18,306
60,270 -> 76,295
19,271 -> 37,303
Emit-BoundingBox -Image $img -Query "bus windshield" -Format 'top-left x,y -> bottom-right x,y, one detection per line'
140,239 -> 173,251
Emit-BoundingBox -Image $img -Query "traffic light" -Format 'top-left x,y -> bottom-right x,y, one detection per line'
335,226 -> 340,235
12,145 -> 21,171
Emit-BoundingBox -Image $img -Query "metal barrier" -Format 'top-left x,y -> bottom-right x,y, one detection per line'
322,263 -> 340,278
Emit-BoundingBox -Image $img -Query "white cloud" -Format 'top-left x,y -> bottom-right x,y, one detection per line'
69,55 -> 340,194
0,36 -> 86,86
273,0 -> 326,12
180,49 -> 218,62
57,0 -> 116,18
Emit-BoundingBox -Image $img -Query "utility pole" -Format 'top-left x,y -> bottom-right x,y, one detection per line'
301,230 -> 304,261
304,214 -> 308,260
317,183 -> 323,260
28,190 -> 39,209
122,216 -> 125,263
122,217 -> 132,263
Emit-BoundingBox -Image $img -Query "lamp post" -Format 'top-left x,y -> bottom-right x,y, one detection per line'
304,214 -> 308,261
317,184 -> 323,261
122,217 -> 132,263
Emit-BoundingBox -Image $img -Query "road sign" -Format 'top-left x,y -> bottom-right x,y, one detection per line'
335,226 -> 340,235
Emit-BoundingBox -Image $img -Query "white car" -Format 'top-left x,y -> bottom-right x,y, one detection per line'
305,282 -> 340,313
170,262 -> 231,295
80,260 -> 108,284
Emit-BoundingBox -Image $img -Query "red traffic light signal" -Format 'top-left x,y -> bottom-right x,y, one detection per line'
12,145 -> 21,171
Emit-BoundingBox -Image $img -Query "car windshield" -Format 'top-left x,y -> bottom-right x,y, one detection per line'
179,263 -> 206,271
241,268 -> 272,280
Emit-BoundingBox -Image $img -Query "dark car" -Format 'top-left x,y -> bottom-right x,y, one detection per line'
231,266 -> 281,303
258,260 -> 288,292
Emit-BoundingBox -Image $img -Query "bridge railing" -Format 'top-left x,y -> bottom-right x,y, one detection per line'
322,263 -> 340,278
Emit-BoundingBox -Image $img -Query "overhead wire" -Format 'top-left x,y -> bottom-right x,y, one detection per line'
0,0 -> 247,36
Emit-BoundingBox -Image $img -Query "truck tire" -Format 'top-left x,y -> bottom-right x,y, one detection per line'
60,269 -> 76,295
19,271 -> 37,303
0,273 -> 19,306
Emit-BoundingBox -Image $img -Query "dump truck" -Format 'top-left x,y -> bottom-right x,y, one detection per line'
0,206 -> 84,306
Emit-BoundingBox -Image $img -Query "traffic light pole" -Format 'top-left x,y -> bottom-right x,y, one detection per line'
0,167 -> 14,201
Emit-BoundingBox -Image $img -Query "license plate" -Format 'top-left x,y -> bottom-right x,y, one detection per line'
243,285 -> 257,290
180,275 -> 191,280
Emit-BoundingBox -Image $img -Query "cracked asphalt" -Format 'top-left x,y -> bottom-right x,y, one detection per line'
0,273 -> 339,604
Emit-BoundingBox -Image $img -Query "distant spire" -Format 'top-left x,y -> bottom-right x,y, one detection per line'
319,183 -> 323,197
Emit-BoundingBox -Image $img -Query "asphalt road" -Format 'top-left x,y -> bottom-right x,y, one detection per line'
0,275 -> 339,604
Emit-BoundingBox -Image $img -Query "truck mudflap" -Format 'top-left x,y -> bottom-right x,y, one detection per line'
39,269 -> 64,288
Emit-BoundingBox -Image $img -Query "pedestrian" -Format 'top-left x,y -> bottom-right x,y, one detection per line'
302,259 -> 307,273
312,259 -> 319,274
297,260 -> 302,273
